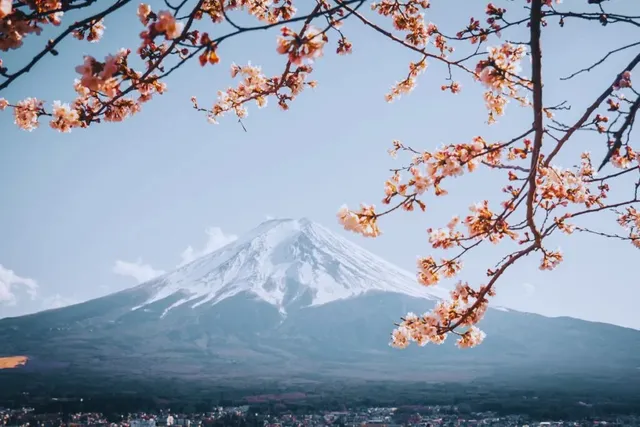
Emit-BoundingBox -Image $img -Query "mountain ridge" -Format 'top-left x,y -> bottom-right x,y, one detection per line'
0,217 -> 639,391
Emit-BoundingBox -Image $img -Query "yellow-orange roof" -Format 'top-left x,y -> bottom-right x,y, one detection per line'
0,356 -> 28,369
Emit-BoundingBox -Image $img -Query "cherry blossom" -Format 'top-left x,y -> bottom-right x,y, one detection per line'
0,0 -> 11,19
276,26 -> 327,65
73,19 -> 105,43
13,98 -> 43,131
49,101 -> 81,132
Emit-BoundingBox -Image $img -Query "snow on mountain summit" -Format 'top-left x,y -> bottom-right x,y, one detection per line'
132,218 -> 447,316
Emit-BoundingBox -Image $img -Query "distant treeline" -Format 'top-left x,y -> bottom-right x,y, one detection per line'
1,372 -> 639,420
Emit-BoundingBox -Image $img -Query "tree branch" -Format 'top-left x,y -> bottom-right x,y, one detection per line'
0,0 -> 132,91
544,53 -> 640,167
526,0 -> 544,246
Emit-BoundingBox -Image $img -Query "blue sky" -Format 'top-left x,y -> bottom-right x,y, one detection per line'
1,0 -> 639,329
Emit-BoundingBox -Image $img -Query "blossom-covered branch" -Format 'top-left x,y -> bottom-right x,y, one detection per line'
335,0 -> 639,349
0,0 -> 364,130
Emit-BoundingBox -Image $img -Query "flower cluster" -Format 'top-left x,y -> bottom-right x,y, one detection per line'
0,0 -> 10,19
370,0 -> 451,102
609,145 -> 637,170
197,32 -> 221,66
140,7 -> 184,43
416,253 -> 462,286
465,201 -> 518,243
372,0 -> 435,48
75,53 -> 123,97
475,43 -> 529,123
3,95 -> 81,133
386,58 -> 428,102
536,166 -> 593,209
1,1 -> 182,131
476,43 -> 527,89
72,18 -> 105,43
383,137 -> 501,202
13,97 -> 43,131
75,49 -> 165,124
199,0 -> 297,25
390,281 -> 493,349
455,3 -> 505,44
49,101 -> 81,132
416,256 -> 438,286
336,204 -> 380,238
540,249 -> 563,271
0,0 -> 64,53
428,217 -> 462,250
617,207 -> 640,249
613,71 -> 632,91
191,19 -> 332,125
276,26 -> 327,65
3,45 -> 167,131
618,206 -> 640,229
196,61 -> 315,123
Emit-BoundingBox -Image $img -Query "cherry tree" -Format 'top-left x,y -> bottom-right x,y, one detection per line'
1,0 -> 638,349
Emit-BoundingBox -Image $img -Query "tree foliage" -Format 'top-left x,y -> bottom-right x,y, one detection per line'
0,0 -> 638,350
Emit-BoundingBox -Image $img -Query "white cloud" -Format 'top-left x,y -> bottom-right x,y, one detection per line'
0,265 -> 80,318
41,294 -> 80,310
0,264 -> 38,306
523,282 -> 535,296
112,226 -> 237,284
179,226 -> 237,266
112,259 -> 165,284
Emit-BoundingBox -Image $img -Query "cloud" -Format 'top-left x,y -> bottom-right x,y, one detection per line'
179,227 -> 237,266
523,282 -> 535,296
0,264 -> 38,306
41,294 -> 80,310
112,259 -> 165,284
112,226 -> 237,284
0,265 -> 78,317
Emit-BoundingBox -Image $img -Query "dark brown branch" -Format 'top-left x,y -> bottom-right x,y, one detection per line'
598,95 -> 640,171
545,10 -> 640,28
89,0 -> 206,119
0,0 -> 132,91
336,0 -> 476,75
446,244 -> 536,332
12,0 -> 98,21
575,227 -> 634,241
526,0 -> 544,246
587,165 -> 640,182
158,0 -> 365,81
561,41 -> 640,81
544,53 -> 640,167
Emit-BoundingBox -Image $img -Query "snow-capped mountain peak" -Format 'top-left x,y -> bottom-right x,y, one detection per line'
132,218 -> 447,316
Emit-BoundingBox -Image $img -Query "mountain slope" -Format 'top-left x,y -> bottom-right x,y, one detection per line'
0,218 -> 639,391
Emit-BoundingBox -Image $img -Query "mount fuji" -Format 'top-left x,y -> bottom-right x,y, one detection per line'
1,218 -> 639,390
131,217 -> 448,316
